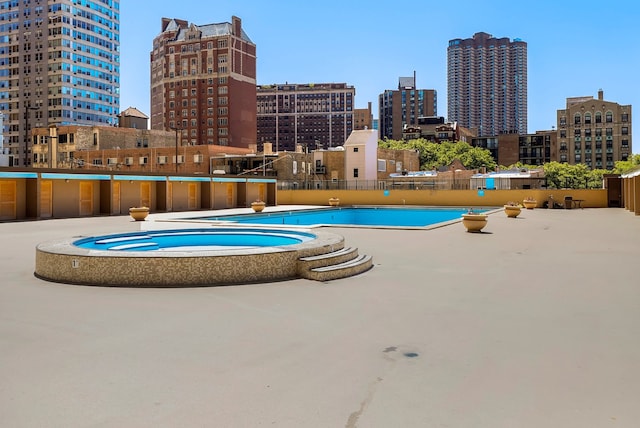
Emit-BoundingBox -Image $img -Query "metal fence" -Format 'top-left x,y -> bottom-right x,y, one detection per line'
277,177 -> 551,191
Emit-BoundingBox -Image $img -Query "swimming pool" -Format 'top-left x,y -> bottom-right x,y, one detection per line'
73,228 -> 316,252
198,207 -> 491,228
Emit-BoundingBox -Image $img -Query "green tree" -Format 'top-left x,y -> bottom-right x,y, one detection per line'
543,162 -> 606,189
378,139 -> 497,171
613,154 -> 640,174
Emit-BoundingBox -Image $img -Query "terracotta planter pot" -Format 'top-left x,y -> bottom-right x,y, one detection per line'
523,200 -> 537,209
251,202 -> 265,212
461,213 -> 488,233
328,198 -> 340,207
504,205 -> 522,218
129,207 -> 149,221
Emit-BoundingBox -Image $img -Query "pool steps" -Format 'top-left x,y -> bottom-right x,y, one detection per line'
298,247 -> 373,281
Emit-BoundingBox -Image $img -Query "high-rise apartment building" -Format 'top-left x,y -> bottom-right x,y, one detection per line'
378,75 -> 437,140
556,90 -> 632,170
256,83 -> 355,152
0,0 -> 120,167
447,32 -> 527,137
150,16 -> 256,148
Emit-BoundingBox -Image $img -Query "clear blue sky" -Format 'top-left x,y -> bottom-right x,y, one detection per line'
120,0 -> 639,151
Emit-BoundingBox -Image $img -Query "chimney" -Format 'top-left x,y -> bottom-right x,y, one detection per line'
598,89 -> 603,100
232,16 -> 241,37
263,142 -> 273,154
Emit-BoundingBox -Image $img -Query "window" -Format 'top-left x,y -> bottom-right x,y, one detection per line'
584,113 -> 591,124
622,127 -> 629,135
353,168 -> 359,178
606,111 -> 613,123
621,113 -> 629,122
353,147 -> 359,152
595,112 -> 602,123
574,113 -> 581,124
560,130 -> 566,138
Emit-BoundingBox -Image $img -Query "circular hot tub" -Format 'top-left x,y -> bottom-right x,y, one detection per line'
35,227 -> 344,287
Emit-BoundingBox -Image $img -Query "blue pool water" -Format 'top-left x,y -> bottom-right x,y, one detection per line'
74,228 -> 316,251
200,207 -> 490,228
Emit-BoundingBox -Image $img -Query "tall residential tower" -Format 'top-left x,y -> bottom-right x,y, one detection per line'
0,0 -> 120,167
447,32 -> 527,137
150,16 -> 256,148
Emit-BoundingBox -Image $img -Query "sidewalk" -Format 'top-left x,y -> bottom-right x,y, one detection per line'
1,208 -> 639,427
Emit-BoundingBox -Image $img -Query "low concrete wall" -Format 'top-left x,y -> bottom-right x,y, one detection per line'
34,230 -> 346,287
277,189 -> 608,208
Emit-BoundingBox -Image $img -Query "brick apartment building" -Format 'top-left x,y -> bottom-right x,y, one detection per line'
256,83 -> 355,152
150,16 -> 257,148
472,130 -> 556,167
30,124 -> 252,173
556,90 -> 632,170
379,75 -> 437,140
354,102 -> 374,131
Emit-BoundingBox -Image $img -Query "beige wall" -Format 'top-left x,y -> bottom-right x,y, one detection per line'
277,189 -> 608,208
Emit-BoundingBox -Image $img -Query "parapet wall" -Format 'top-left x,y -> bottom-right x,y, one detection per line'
277,189 -> 609,208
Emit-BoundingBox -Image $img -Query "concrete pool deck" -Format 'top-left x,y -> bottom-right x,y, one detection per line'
1,207 -> 639,427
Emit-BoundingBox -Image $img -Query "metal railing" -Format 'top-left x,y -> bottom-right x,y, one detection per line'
278,178 -> 551,191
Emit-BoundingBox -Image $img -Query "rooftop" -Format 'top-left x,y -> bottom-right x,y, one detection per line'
2,207 -> 639,426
